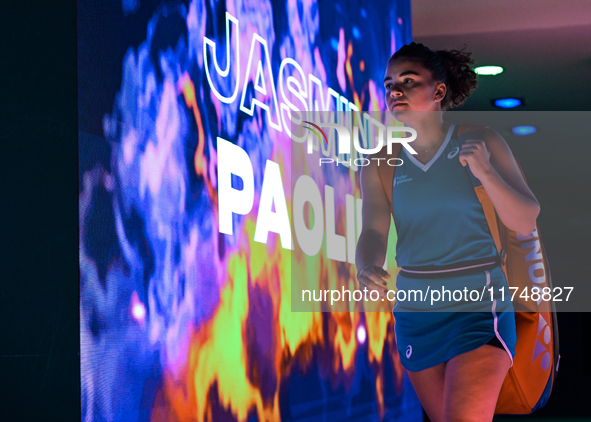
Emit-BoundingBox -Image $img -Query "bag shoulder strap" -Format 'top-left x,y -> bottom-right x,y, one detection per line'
457,124 -> 487,188
455,124 -> 505,262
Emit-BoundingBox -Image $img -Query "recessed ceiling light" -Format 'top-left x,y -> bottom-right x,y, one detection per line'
512,126 -> 537,136
474,66 -> 504,75
494,98 -> 522,108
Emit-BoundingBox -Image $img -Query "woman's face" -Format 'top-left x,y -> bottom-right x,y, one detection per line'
383,58 -> 446,117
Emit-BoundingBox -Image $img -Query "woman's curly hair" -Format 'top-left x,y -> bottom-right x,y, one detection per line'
388,42 -> 478,110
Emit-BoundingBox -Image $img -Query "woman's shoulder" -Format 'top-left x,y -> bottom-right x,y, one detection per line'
454,124 -> 515,162
456,124 -> 507,148
457,123 -> 488,136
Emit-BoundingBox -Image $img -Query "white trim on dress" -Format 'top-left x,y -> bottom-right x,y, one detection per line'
485,269 -> 514,367
404,123 -> 455,172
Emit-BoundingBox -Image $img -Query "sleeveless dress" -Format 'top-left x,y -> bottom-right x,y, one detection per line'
391,123 -> 517,372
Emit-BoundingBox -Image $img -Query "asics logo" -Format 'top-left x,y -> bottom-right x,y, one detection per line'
405,345 -> 412,358
447,147 -> 459,159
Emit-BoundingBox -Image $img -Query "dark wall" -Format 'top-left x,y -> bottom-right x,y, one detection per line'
0,1 -> 79,420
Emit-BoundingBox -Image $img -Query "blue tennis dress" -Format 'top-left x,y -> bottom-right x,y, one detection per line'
391,124 -> 517,372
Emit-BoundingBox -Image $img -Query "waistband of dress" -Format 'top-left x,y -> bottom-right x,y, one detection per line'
398,256 -> 501,279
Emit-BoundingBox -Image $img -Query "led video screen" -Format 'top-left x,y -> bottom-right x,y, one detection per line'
78,0 -> 418,420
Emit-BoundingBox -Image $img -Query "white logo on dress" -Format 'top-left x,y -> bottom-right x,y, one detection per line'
406,345 -> 412,358
447,147 -> 460,159
394,174 -> 413,186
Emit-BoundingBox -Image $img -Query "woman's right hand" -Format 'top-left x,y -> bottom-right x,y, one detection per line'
357,265 -> 392,299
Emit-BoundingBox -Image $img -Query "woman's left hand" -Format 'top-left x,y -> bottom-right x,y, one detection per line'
458,139 -> 493,181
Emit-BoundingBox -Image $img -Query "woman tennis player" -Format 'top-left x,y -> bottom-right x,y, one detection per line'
355,42 -> 540,421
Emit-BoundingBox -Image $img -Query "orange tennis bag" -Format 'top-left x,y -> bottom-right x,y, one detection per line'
375,123 -> 559,414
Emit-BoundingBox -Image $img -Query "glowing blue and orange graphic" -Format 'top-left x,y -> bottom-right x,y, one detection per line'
78,0 -> 416,420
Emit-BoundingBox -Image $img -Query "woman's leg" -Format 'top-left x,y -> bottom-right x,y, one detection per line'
407,362 -> 446,422
443,343 -> 511,422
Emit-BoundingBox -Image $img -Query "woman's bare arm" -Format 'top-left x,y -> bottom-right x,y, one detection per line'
355,158 -> 393,290
459,128 -> 540,236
